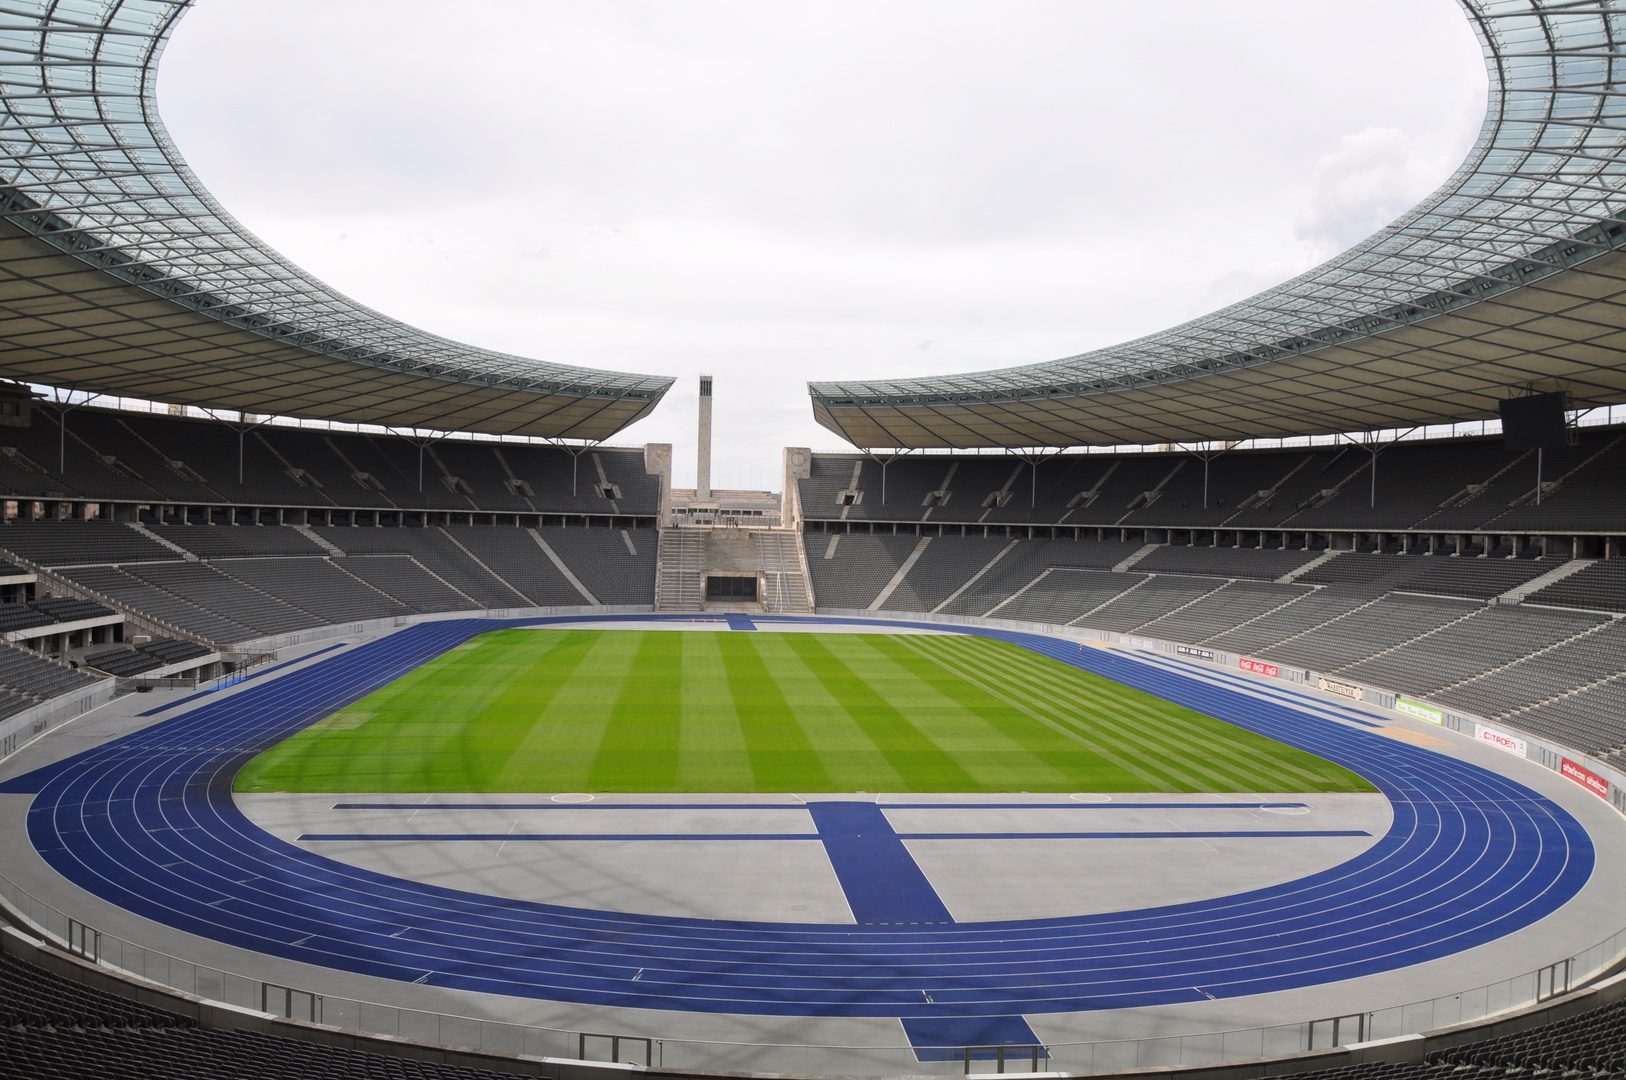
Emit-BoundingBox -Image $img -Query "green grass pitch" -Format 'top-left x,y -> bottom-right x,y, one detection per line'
235,629 -> 1373,794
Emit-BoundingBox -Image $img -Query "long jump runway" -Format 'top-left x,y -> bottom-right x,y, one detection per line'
0,615 -> 1596,1052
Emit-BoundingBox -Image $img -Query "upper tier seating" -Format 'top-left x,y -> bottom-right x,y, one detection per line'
0,406 -> 661,516
797,424 -> 1626,532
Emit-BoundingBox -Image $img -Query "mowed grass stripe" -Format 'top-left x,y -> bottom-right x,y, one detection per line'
716,634 -> 835,790
894,635 -> 1215,790
236,628 -> 592,792
781,634 -> 981,790
968,639 -> 1359,789
900,635 -> 1361,792
743,633 -> 910,792
588,632 -> 683,790
235,630 -> 1374,794
856,635 -> 1147,790
673,632 -> 756,790
920,634 -> 1343,790
826,634 -> 1089,791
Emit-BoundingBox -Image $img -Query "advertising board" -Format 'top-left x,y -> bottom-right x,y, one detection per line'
1396,698 -> 1444,725
1176,645 -> 1216,662
1474,724 -> 1527,757
1561,758 -> 1610,799
1121,636 -> 1156,651
1240,658 -> 1279,678
1317,677 -> 1363,701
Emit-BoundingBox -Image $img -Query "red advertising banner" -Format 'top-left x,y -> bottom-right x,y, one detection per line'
1561,758 -> 1610,800
1240,658 -> 1279,678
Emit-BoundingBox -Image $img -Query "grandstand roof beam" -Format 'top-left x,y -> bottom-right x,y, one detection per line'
0,4 -> 673,439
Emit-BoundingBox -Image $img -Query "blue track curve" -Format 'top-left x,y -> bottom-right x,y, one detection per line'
0,615 -> 1595,1018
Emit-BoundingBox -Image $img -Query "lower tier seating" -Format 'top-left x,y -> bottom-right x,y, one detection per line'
15,523 -> 645,646
806,534 -> 1626,756
0,950 -> 550,1080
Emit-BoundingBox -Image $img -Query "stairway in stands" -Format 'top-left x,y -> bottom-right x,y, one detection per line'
654,529 -> 812,613
754,530 -> 813,614
654,529 -> 705,611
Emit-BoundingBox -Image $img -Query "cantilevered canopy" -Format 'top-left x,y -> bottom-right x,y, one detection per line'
812,0 -> 1626,449
0,0 -> 673,440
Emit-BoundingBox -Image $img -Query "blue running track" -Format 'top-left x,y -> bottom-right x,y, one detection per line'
0,614 -> 1595,1026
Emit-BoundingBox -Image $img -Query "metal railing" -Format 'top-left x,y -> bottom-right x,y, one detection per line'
2,864 -> 1624,1076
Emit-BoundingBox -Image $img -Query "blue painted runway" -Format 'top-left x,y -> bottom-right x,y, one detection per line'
0,614 -> 1596,1041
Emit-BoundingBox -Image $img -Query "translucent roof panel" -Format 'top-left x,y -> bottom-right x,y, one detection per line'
0,0 -> 673,439
810,0 -> 1626,448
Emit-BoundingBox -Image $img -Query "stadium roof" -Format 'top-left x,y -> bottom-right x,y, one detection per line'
0,0 -> 673,441
811,0 -> 1626,450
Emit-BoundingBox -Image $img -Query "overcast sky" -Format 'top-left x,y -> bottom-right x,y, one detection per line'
158,0 -> 1488,491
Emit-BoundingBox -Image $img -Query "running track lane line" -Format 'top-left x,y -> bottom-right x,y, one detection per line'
0,614 -> 1595,1026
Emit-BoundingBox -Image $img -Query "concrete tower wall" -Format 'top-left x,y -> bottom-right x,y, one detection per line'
696,374 -> 713,503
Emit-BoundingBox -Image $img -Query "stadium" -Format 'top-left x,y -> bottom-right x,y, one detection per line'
0,1 -> 1624,1079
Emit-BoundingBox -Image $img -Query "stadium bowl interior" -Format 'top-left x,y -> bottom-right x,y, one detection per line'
0,1 -> 1625,1078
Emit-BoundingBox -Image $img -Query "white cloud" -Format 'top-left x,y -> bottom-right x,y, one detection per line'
1295,126 -> 1468,258
158,0 -> 1487,485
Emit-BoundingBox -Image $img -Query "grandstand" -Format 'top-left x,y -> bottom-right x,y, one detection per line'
0,0 -> 1622,1077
